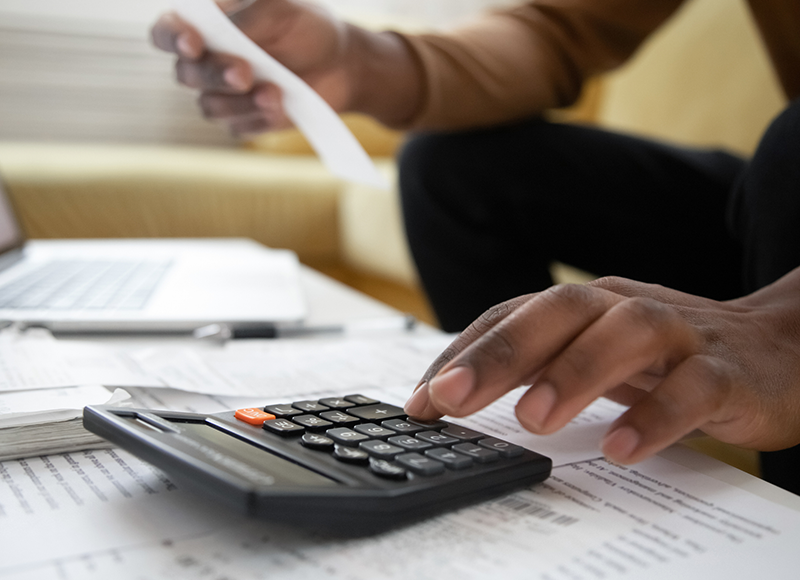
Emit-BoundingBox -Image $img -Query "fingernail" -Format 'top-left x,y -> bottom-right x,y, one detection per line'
224,67 -> 248,91
518,381 -> 557,430
404,380 -> 429,417
176,34 -> 198,58
428,366 -> 474,412
602,426 -> 640,463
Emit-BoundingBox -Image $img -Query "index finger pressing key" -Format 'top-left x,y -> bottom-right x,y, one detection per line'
423,284 -> 626,419
405,295 -> 533,421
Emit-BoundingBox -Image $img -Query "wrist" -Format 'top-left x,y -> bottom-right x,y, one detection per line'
342,25 -> 424,128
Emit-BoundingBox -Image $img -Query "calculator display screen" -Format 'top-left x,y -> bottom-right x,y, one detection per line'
175,421 -> 338,488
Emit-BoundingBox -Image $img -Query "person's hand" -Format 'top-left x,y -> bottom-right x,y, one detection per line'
404,271 -> 800,464
150,0 -> 421,135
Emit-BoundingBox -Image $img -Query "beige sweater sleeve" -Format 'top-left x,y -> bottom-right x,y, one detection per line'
398,0 -> 686,130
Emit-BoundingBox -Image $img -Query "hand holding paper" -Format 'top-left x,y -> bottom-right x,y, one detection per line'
169,0 -> 388,189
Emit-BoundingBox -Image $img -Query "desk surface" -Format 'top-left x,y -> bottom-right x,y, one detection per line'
2,265 -> 800,579
299,265 -> 401,326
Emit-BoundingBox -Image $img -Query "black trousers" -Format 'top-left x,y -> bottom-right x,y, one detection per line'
399,99 -> 800,492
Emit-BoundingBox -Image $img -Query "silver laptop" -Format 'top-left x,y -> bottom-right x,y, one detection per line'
0,174 -> 306,333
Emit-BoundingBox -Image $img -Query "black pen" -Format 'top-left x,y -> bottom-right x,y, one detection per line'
192,314 -> 417,341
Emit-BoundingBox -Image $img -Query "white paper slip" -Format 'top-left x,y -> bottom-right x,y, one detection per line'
453,388 -> 629,467
129,333 -> 456,398
172,0 -> 388,189
0,337 -> 163,393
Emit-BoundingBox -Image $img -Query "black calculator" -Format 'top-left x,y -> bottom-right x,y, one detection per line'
83,394 -> 551,534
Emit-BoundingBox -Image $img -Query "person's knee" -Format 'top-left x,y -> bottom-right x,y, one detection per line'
750,98 -> 800,180
398,133 -> 443,235
732,98 -> 800,290
398,131 -> 488,236
776,96 -> 800,127
398,132 -> 464,203
739,99 -> 800,214
398,132 -> 442,184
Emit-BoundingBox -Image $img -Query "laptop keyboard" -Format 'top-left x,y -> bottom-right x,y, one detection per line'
0,260 -> 172,311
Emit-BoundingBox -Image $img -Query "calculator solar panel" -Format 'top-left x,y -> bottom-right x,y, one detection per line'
84,394 -> 552,534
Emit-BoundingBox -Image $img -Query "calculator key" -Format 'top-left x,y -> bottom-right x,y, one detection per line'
359,440 -> 404,460
300,433 -> 335,451
263,404 -> 302,418
234,408 -> 276,426
348,403 -> 406,421
292,400 -> 330,413
396,453 -> 446,476
388,435 -> 432,452
368,458 -> 407,480
415,430 -> 459,446
319,410 -> 360,425
451,442 -> 500,463
293,414 -> 334,431
381,419 -> 423,434
408,418 -> 449,430
318,397 -> 355,409
262,418 -> 305,435
477,437 -> 524,458
441,425 -> 484,442
353,423 -> 395,439
326,427 -> 370,446
425,448 -> 473,470
345,394 -> 380,406
334,445 -> 369,465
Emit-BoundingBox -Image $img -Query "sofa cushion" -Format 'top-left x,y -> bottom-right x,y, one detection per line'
597,0 -> 786,155
0,142 -> 342,264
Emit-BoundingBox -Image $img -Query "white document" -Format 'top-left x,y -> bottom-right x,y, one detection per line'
0,332 -> 163,392
129,333 -> 456,397
1,445 -> 798,579
0,448 -> 239,574
0,327 -> 453,396
172,0 -> 388,189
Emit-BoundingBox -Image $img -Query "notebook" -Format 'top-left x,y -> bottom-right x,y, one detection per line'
0,172 -> 306,333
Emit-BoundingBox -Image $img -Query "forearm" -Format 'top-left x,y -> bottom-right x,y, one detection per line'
343,27 -> 424,129
389,0 -> 685,131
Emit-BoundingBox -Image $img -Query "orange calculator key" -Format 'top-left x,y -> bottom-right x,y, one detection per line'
234,408 -> 276,426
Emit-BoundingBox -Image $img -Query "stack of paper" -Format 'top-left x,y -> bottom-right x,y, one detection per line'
0,385 -> 130,461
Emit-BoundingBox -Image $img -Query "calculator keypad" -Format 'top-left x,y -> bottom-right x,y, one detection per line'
347,403 -> 406,421
359,440 -> 404,460
293,415 -> 333,430
334,446 -> 370,464
327,427 -> 370,446
388,435 -> 432,452
319,411 -> 360,425
300,433 -> 335,451
235,394 -> 524,481
353,423 -> 395,438
317,397 -> 355,409
263,418 -> 305,435
425,448 -> 473,470
368,458 -> 407,479
264,404 -> 302,418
